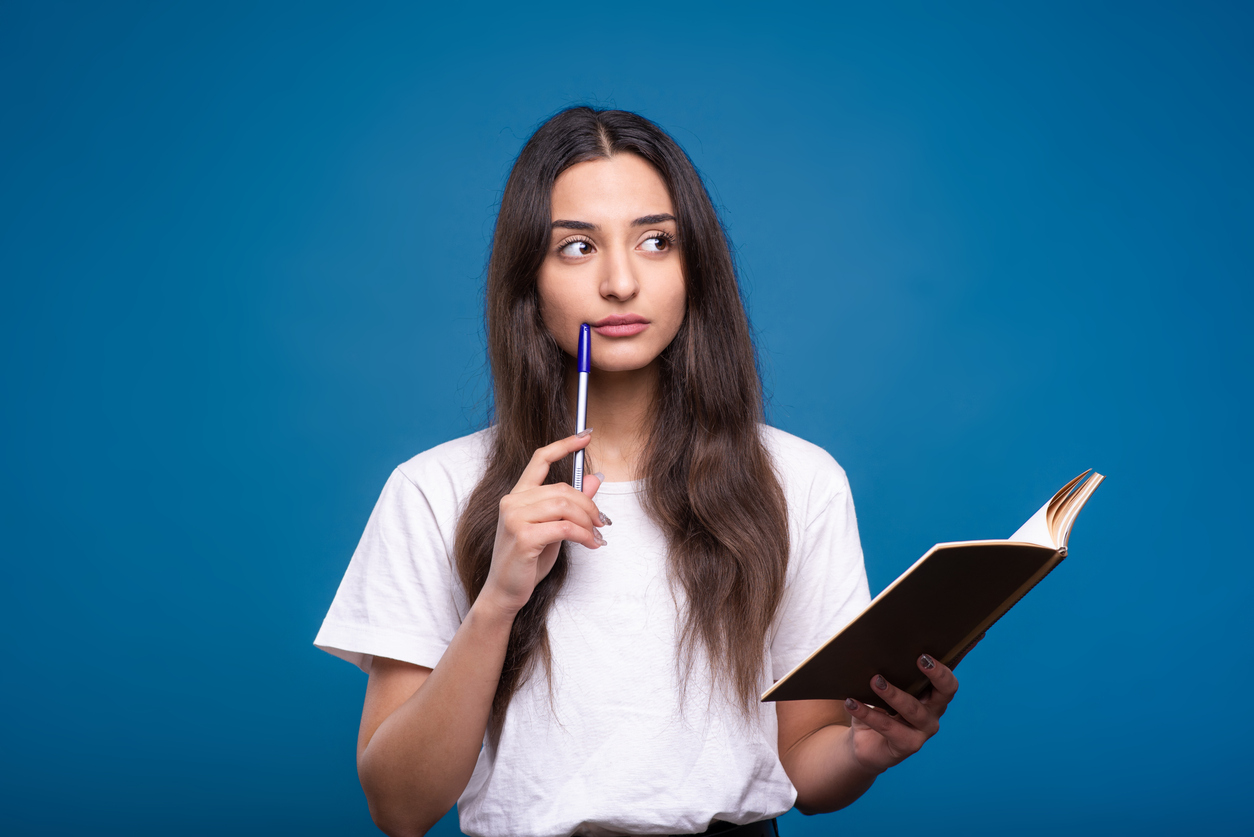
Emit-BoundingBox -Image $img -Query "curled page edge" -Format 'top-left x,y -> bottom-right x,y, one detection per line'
1045,470 -> 1092,538
1056,472 -> 1104,547
1009,470 -> 1104,548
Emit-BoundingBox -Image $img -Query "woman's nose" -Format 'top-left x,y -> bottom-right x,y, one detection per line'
600,245 -> 639,301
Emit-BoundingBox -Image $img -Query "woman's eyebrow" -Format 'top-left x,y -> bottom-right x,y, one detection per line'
550,213 -> 676,232
632,213 -> 675,226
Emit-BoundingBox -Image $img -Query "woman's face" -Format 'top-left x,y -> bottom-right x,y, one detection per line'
537,152 -> 686,373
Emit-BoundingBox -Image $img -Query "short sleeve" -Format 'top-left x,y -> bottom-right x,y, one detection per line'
314,468 -> 467,673
769,466 -> 872,680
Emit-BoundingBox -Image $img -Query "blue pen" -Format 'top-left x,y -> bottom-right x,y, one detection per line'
573,323 -> 590,491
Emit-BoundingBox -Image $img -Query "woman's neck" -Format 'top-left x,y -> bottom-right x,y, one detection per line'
566,361 -> 657,483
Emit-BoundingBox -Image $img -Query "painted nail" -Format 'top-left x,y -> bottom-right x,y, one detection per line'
844,698 -> 858,712
593,472 -> 605,481
576,428 -> 594,438
873,675 -> 887,691
599,512 -> 613,526
594,530 -> 607,546
920,654 -> 935,670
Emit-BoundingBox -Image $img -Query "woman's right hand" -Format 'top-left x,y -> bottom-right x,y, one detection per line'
479,430 -> 608,616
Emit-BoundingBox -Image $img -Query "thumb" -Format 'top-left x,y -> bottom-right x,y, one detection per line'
582,471 -> 604,498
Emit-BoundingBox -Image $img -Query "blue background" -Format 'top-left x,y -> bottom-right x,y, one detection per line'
2,1 -> 1250,834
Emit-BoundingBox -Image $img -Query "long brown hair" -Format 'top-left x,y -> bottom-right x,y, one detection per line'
454,107 -> 789,733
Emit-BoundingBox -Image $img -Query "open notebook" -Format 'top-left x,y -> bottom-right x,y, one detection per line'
762,471 -> 1105,706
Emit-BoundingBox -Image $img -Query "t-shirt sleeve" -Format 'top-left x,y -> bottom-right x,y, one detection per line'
314,468 -> 467,674
769,463 -> 872,681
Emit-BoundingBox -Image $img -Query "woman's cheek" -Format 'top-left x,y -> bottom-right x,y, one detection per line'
662,277 -> 687,336
536,274 -> 580,352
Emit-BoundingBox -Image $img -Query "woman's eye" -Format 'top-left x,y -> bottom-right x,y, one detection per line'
640,235 -> 672,253
558,240 -> 593,258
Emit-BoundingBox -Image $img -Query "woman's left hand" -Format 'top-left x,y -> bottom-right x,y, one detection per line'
841,652 -> 963,776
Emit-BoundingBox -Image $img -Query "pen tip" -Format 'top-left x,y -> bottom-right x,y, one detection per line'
577,323 -> 591,372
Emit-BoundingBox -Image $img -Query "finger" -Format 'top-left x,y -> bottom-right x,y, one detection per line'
525,519 -> 602,552
581,472 -> 612,525
516,494 -> 603,536
870,674 -> 937,735
843,697 -> 916,742
916,654 -> 960,707
513,431 -> 594,492
516,482 -> 610,528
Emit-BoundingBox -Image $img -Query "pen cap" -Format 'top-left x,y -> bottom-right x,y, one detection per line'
577,323 -> 591,373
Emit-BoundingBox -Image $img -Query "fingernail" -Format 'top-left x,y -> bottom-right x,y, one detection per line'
599,512 -> 613,526
576,428 -> 594,438
594,530 -> 607,546
844,698 -> 858,712
593,472 -> 605,481
920,654 -> 935,670
873,675 -> 887,691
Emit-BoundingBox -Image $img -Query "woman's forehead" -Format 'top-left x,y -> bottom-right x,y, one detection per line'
551,154 -> 673,224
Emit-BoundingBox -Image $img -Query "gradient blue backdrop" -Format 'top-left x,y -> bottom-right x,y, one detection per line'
2,2 -> 1250,834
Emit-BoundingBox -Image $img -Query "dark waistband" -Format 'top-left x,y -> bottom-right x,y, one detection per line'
678,819 -> 778,837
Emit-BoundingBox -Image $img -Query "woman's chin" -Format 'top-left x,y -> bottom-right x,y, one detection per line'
592,355 -> 662,375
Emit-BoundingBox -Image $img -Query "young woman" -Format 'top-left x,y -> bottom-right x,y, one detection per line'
315,107 -> 964,837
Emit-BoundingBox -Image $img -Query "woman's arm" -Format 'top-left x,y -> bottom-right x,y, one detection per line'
356,599 -> 515,836
355,432 -> 607,837
777,652 -> 967,814
776,698 -> 877,813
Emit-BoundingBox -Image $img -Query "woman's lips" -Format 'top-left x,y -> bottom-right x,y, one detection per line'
593,322 -> 649,337
591,315 -> 650,337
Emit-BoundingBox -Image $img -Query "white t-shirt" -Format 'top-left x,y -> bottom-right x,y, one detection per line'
315,426 -> 870,837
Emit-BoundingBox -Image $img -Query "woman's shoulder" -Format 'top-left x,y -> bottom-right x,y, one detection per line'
759,424 -> 849,482
759,424 -> 853,515
393,427 -> 494,498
